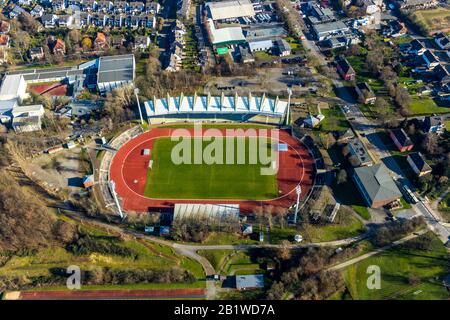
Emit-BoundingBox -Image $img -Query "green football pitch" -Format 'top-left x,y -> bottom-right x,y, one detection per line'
143,137 -> 279,200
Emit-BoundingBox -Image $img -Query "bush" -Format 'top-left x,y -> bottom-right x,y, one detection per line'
67,235 -> 137,258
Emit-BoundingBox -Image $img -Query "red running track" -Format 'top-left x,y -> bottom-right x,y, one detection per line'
109,128 -> 315,213
19,288 -> 205,300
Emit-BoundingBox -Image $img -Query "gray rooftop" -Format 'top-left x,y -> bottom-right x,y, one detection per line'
97,54 -> 135,84
235,274 -> 264,289
313,21 -> 349,35
354,163 -> 402,203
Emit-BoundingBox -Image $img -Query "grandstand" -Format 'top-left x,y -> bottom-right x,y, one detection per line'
144,92 -> 288,125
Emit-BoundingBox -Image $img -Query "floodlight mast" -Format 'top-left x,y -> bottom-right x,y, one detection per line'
134,87 -> 144,125
294,185 -> 302,224
109,180 -> 124,219
285,87 -> 292,126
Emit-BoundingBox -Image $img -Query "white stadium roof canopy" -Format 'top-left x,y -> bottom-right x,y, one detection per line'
144,93 -> 288,117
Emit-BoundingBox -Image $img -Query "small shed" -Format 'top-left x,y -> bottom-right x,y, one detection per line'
82,175 -> 94,188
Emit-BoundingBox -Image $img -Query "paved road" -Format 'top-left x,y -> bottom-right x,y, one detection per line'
300,27 -> 450,244
329,229 -> 428,271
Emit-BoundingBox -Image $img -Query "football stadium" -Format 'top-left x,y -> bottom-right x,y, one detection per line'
107,94 -> 315,215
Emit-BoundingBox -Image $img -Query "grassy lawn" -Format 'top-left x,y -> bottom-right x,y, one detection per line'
351,205 -> 371,220
0,221 -> 206,283
319,106 -> 350,131
409,96 -> 450,115
343,233 -> 449,300
201,232 -> 257,245
411,8 -> 450,33
197,250 -> 234,271
438,192 -> 450,223
332,180 -> 371,220
254,51 -> 273,61
300,208 -> 365,242
221,251 -> 263,276
445,120 -> 450,131
144,137 -> 278,200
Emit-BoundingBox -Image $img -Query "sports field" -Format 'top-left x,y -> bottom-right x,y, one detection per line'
144,137 -> 278,200
109,127 -> 315,213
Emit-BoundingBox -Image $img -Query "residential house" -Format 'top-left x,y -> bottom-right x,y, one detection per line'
17,0 -> 32,5
434,64 -> 450,81
0,35 -> 10,49
129,2 -> 145,15
91,13 -> 108,27
52,0 -> 67,11
114,1 -> 129,13
133,35 -> 150,50
49,38 -> 66,55
30,5 -> 44,18
335,55 -> 355,81
29,46 -> 45,60
409,39 -> 426,55
407,152 -> 432,177
129,15 -> 139,28
58,15 -> 74,27
422,116 -> 445,134
97,0 -> 112,13
82,0 -> 97,12
94,32 -> 107,48
41,14 -> 59,28
9,5 -> 27,19
139,14 -> 156,28
422,50 -> 439,69
389,128 -> 413,152
0,21 -> 10,34
275,39 -> 291,57
352,163 -> 402,208
108,15 -> 124,28
434,32 -> 450,50
145,2 -> 161,14
383,20 -> 407,37
110,35 -> 125,47
68,0 -> 82,6
355,82 -> 376,104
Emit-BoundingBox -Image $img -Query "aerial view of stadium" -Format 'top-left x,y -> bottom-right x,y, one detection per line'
1,0 -> 449,314
108,94 -> 315,213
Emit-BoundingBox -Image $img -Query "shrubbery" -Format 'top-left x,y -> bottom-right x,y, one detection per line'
67,235 -> 137,258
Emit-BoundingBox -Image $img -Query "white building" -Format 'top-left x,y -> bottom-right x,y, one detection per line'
206,0 -> 255,21
144,92 -> 288,125
0,74 -> 27,102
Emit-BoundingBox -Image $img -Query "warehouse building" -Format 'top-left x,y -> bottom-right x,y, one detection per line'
206,0 -> 255,21
352,163 -> 402,208
206,18 -> 246,46
144,92 -> 288,125
312,21 -> 349,41
96,54 -> 135,94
